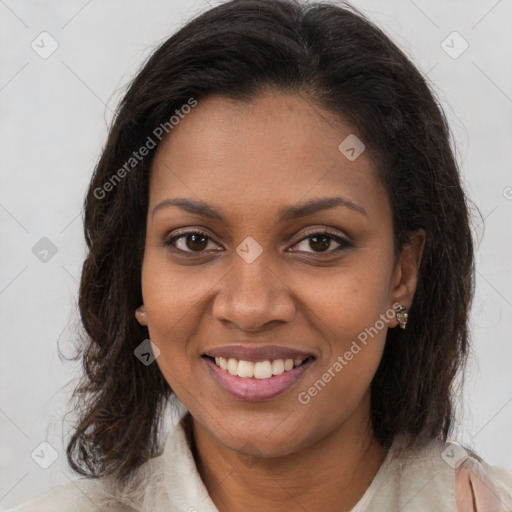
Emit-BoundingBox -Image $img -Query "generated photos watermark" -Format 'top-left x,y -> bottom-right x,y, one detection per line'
297,302 -> 401,405
93,97 -> 198,200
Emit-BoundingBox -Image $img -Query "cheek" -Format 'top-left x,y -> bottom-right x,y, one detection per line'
295,305 -> 388,441
296,251 -> 392,335
141,251 -> 211,334
140,255 -> 206,380
293,252 -> 391,405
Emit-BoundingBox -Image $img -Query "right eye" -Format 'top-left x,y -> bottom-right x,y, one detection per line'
164,231 -> 223,253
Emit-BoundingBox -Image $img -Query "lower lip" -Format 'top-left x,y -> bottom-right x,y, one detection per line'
203,357 -> 314,402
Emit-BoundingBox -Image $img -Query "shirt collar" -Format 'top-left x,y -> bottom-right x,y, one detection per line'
163,412 -> 219,512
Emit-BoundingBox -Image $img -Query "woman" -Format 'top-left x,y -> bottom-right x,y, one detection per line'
10,0 -> 512,510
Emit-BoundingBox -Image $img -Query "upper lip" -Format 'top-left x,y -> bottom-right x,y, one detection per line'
202,344 -> 317,362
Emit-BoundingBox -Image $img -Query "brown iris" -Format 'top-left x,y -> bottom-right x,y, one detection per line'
309,235 -> 331,252
186,234 -> 208,251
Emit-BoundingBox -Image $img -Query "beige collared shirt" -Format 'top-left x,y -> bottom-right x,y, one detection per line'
9,415 -> 512,512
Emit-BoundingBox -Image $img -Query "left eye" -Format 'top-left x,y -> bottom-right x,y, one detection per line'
291,232 -> 348,253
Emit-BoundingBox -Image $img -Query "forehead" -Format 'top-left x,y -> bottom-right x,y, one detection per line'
149,91 -> 388,222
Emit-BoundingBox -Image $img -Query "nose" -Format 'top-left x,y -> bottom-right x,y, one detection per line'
212,254 -> 296,332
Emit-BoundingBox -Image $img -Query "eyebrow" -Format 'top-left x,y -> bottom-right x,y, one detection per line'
152,196 -> 368,222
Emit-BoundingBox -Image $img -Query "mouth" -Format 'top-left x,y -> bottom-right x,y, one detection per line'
201,354 -> 315,379
201,346 -> 317,401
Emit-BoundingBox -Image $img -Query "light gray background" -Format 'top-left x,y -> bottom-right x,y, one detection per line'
1,0 -> 511,507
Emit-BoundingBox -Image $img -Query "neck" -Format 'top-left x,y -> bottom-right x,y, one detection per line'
189,396 -> 388,512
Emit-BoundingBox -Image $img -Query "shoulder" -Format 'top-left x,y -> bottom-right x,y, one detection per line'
7,418 -> 191,512
442,441 -> 512,510
6,478 -> 120,512
7,454 -> 167,512
475,457 -> 512,509
483,459 -> 512,490
360,436 -> 512,511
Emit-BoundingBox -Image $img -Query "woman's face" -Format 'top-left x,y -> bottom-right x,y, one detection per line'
138,90 -> 424,457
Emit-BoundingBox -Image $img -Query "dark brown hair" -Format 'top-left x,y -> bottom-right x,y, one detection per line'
65,0 -> 475,483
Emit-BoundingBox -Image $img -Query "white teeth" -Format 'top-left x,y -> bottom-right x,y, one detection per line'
237,360 -> 254,378
271,359 -> 284,375
212,356 -> 309,378
254,361 -> 273,379
227,358 -> 238,376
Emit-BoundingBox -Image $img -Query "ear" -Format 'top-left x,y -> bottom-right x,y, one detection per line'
388,228 -> 426,328
135,305 -> 148,326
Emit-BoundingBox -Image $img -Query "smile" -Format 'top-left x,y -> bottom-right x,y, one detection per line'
206,355 -> 313,379
202,354 -> 316,401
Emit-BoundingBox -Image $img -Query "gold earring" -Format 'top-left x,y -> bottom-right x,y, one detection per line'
396,304 -> 408,329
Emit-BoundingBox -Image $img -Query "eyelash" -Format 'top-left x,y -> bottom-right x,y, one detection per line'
163,228 -> 351,256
